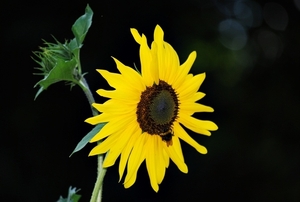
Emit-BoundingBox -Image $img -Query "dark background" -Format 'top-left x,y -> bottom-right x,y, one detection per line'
1,0 -> 299,201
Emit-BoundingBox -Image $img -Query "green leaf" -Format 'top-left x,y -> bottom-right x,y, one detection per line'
67,39 -> 80,69
57,186 -> 81,202
70,123 -> 106,157
68,38 -> 80,56
71,4 -> 93,47
34,58 -> 77,100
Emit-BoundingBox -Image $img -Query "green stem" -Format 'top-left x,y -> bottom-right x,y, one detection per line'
91,155 -> 107,202
76,49 -> 82,75
78,76 -> 106,202
78,76 -> 98,116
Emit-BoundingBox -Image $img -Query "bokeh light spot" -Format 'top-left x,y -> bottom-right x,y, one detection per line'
218,19 -> 247,50
263,2 -> 288,31
257,30 -> 283,60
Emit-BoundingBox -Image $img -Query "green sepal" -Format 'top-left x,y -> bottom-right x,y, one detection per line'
71,4 -> 93,47
68,38 -> 80,56
67,39 -> 80,74
34,58 -> 77,100
70,123 -> 106,157
57,186 -> 81,202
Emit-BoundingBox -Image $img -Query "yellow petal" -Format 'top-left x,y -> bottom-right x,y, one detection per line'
172,51 -> 196,90
150,42 -> 159,84
102,123 -> 134,167
90,115 -> 133,142
89,133 -> 119,156
163,143 -> 188,173
162,147 -> 170,168
183,92 -> 206,102
180,102 -> 214,115
156,138 -> 166,184
154,25 -> 164,41
174,122 -> 207,154
124,134 -> 148,188
145,136 -> 159,192
171,135 -> 184,162
177,73 -> 206,99
97,69 -> 123,89
97,89 -> 139,104
112,57 -> 145,92
130,28 -> 141,44
85,113 -> 110,125
140,34 -> 154,86
118,125 -> 141,182
97,69 -> 141,99
178,113 -> 218,136
92,102 -> 134,115
154,25 -> 165,81
163,42 -> 179,85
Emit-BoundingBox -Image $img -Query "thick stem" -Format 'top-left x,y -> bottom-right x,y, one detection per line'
79,77 -> 98,116
91,155 -> 107,202
78,76 -> 106,202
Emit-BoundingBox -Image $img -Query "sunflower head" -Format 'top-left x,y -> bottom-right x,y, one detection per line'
85,25 -> 218,192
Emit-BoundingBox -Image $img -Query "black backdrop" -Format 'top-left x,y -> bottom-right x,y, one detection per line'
1,0 -> 299,201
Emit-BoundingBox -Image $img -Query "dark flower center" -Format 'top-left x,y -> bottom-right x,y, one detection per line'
136,80 -> 179,139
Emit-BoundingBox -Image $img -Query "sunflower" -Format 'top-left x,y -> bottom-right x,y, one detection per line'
85,25 -> 218,192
